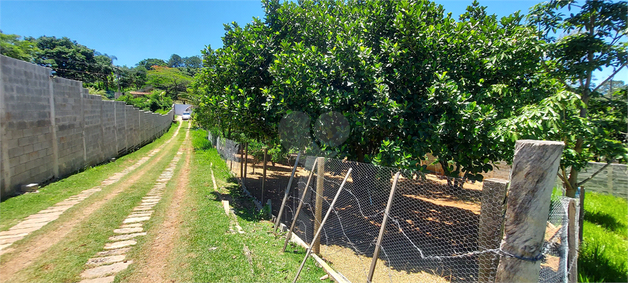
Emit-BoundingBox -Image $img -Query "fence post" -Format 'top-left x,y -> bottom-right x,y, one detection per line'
283,158 -> 318,252
244,143 -> 248,184
313,156 -> 325,255
274,152 -> 302,233
293,168 -> 352,283
262,148 -> 268,203
567,199 -> 578,283
367,172 -> 401,283
578,188 -> 585,242
478,178 -> 509,283
240,145 -> 244,180
495,140 -> 564,283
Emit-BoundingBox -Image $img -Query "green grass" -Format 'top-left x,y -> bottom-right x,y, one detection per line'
167,128 -> 326,282
579,192 -> 627,282
7,122 -> 187,282
0,122 -> 179,232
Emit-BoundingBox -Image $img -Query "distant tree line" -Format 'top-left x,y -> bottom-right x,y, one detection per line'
0,31 -> 198,109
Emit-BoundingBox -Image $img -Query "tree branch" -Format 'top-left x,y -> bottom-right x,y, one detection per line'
592,63 -> 628,94
577,159 -> 616,187
561,166 -> 574,192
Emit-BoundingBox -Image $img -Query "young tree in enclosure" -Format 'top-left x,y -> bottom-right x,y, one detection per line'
501,0 -> 627,197
192,0 -> 547,182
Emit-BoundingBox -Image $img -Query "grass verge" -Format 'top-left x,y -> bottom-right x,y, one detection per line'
579,192 -> 627,282
3,122 -> 186,283
0,122 -> 179,231
166,127 -> 327,282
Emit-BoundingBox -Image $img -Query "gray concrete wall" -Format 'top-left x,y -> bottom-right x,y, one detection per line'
0,55 -> 174,198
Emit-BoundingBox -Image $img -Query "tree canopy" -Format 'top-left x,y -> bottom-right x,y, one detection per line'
502,0 -> 627,196
192,0 -> 550,182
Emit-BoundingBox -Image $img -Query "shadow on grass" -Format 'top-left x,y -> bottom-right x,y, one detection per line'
584,211 -> 627,236
579,241 -> 628,283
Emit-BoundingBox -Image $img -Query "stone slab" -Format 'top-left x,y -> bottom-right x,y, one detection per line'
113,227 -> 143,234
79,276 -> 115,283
86,255 -> 126,266
0,236 -> 24,245
96,247 -> 131,256
122,216 -> 150,224
109,233 -> 146,241
0,233 -> 29,240
11,221 -> 48,230
81,261 -> 132,279
0,227 -> 41,236
128,212 -> 152,218
119,223 -> 143,228
104,240 -> 136,250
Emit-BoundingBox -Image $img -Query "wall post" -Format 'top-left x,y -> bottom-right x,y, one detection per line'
313,156 -> 325,255
48,77 -> 59,178
478,178 -> 509,282
495,140 -> 564,283
262,147 -> 268,203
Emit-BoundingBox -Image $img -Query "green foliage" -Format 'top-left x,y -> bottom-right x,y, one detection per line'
167,54 -> 184,68
0,31 -> 40,62
192,0 -> 544,181
146,66 -> 193,100
191,127 -> 212,151
504,0 -> 628,196
136,58 -> 167,70
116,90 -> 173,113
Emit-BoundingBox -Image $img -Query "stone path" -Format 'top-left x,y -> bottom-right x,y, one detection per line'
78,124 -> 188,283
0,122 -> 183,256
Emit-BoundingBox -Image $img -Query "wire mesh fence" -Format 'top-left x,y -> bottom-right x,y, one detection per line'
208,133 -> 578,283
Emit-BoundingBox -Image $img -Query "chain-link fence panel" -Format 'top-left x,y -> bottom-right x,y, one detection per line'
205,137 -> 578,283
281,156 -> 577,283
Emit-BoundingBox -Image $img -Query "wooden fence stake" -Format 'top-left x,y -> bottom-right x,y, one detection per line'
283,158 -> 318,252
239,145 -> 244,179
578,188 -> 585,242
293,168 -> 352,283
495,140 -> 564,283
367,172 -> 401,283
274,152 -> 302,233
567,199 -> 578,283
262,148 -> 268,203
244,143 -> 248,184
313,157 -> 325,254
478,178 -> 510,283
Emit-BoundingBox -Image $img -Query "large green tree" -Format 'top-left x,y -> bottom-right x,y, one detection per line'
503,0 -> 628,197
193,0 -> 545,182
147,66 -> 192,100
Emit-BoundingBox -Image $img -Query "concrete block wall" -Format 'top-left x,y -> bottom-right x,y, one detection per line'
114,101 -> 126,154
53,77 -> 84,177
0,55 -> 174,198
1,55 -> 55,197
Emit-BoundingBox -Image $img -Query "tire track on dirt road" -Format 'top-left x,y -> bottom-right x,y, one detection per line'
128,122 -> 193,283
0,122 -> 185,282
78,122 -> 191,283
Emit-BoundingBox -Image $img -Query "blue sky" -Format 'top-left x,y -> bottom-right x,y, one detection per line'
1,0 -> 624,81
